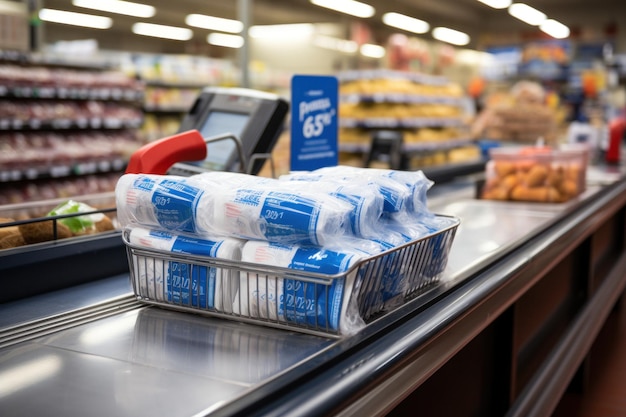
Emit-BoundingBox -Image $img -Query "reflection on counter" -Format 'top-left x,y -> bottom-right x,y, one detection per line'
129,308 -> 334,384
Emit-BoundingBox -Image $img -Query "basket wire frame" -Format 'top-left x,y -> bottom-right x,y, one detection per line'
124,215 -> 459,336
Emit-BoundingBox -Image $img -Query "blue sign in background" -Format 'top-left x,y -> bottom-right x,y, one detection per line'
290,75 -> 338,171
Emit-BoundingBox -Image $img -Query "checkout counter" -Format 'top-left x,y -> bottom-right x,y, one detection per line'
1,161 -> 625,416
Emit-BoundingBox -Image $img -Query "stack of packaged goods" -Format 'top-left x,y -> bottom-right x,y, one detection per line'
472,81 -> 559,144
117,167 -> 458,334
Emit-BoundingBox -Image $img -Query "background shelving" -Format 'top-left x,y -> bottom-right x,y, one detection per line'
0,57 -> 144,205
337,70 -> 480,169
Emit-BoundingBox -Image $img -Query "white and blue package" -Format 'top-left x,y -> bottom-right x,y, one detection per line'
116,173 -> 352,246
367,168 -> 433,215
206,182 -> 352,246
285,167 -> 411,214
277,176 -> 385,238
308,165 -> 434,216
116,174 -> 209,234
235,240 -> 365,333
127,226 -> 244,311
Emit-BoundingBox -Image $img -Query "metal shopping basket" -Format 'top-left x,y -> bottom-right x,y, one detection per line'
123,215 -> 459,337
121,129 -> 460,336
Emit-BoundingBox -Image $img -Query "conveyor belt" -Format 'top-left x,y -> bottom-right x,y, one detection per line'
0,295 -> 142,349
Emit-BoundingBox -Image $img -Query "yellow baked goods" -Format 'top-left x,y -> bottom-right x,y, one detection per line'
0,232 -> 26,249
1,200 -> 117,249
481,146 -> 587,203
0,218 -> 19,240
19,220 -> 73,244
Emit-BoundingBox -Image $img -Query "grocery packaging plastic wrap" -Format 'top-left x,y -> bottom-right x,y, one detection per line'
283,165 -> 434,218
127,226 -> 244,311
234,240 -> 366,333
277,175 -> 385,238
116,173 -> 353,245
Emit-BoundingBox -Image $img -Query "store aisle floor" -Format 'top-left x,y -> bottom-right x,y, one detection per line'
554,297 -> 626,417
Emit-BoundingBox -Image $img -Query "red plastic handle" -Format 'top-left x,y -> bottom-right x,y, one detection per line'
125,130 -> 207,175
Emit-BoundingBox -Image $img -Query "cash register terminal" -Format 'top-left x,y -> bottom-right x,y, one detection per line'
126,87 -> 288,176
169,87 -> 288,176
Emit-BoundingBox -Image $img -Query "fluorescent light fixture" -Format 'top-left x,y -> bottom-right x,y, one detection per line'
360,43 -> 386,59
382,12 -> 429,34
310,0 -> 375,18
39,8 -> 112,29
208,33 -> 244,48
72,0 -> 155,18
508,3 -> 546,26
249,23 -> 315,39
432,27 -> 470,46
314,35 -> 358,53
186,14 -> 243,33
540,19 -> 570,39
132,22 -> 193,41
476,0 -> 511,9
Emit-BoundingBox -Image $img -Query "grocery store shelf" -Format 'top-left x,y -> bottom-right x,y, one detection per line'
340,117 -> 466,129
340,93 -> 465,106
0,85 -> 143,102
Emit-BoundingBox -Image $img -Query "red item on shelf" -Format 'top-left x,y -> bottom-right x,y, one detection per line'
606,117 -> 626,165
125,130 -> 207,175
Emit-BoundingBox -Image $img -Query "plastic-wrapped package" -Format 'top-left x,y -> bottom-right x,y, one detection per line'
233,240 -> 366,334
116,173 -> 353,246
116,174 -> 207,234
276,176 -> 385,238
305,165 -> 434,217
127,226 -> 244,311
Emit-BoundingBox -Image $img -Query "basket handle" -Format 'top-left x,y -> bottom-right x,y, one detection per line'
125,130 -> 207,175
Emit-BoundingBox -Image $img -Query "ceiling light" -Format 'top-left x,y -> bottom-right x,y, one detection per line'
39,8 -> 112,29
208,33 -> 244,48
382,12 -> 429,34
314,35 -> 358,53
132,22 -> 193,41
249,23 -> 315,39
432,27 -> 470,46
72,0 -> 155,18
476,0 -> 511,9
540,19 -> 570,39
508,3 -> 546,26
360,43 -> 386,59
310,0 -> 375,18
186,14 -> 243,33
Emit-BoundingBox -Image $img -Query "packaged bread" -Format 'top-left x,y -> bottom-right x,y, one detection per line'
481,146 -> 587,203
3,200 -> 115,249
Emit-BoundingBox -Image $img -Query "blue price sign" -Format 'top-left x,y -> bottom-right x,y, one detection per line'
290,75 -> 338,171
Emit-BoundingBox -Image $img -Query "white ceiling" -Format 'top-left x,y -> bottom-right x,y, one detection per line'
39,0 -> 626,54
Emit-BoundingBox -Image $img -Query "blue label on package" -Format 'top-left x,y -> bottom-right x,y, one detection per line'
151,179 -> 204,233
280,247 -> 355,329
167,235 -> 222,309
290,75 -> 338,171
260,191 -> 321,244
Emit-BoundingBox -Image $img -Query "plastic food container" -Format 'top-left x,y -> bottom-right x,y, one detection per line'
481,146 -> 587,203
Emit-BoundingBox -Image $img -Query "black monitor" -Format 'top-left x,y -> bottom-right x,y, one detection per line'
168,87 -> 289,176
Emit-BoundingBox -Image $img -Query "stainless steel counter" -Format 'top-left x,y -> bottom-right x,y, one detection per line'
0,165 -> 624,417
